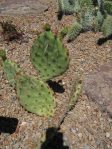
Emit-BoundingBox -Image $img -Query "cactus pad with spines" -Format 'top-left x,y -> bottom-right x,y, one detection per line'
31,31 -> 69,81
97,0 -> 105,14
57,0 -> 75,14
101,15 -> 112,36
104,0 -> 112,15
96,10 -> 104,28
3,60 -> 21,86
80,8 -> 95,31
69,79 -> 82,110
16,75 -> 55,117
79,0 -> 93,8
67,22 -> 82,41
58,26 -> 69,40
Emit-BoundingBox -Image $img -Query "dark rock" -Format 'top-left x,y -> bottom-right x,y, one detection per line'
83,63 -> 112,117
0,0 -> 48,15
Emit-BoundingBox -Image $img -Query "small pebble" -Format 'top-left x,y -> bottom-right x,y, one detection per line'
70,128 -> 77,134
83,144 -> 90,149
78,133 -> 82,138
20,122 -> 27,126
106,132 -> 110,138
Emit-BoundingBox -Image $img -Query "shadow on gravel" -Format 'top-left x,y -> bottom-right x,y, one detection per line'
47,80 -> 65,93
0,116 -> 18,134
97,34 -> 112,45
41,127 -> 69,149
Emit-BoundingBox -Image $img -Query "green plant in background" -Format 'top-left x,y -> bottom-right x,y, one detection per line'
57,0 -> 112,41
104,0 -> 112,14
67,21 -> 82,42
1,50 -> 55,117
57,0 -> 94,15
80,8 -> 95,31
57,0 -> 76,15
101,15 -> 112,36
58,26 -> 69,40
30,30 -> 69,81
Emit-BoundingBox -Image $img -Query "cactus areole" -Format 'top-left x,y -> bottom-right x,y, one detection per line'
30,31 -> 69,81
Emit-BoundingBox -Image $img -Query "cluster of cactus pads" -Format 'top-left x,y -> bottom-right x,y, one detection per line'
0,30 -> 69,117
0,50 -> 56,117
57,0 -> 112,41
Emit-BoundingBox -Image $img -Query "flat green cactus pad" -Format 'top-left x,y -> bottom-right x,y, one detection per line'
31,31 -> 69,81
80,8 -> 95,31
3,60 -> 21,86
58,26 -> 69,40
79,0 -> 93,8
104,0 -> 112,15
67,22 -> 82,41
101,15 -> 112,36
16,75 -> 55,117
58,0 -> 75,14
69,79 -> 82,110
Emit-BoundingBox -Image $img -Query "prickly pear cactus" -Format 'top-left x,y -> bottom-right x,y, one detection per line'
96,10 -> 104,29
57,0 -> 112,41
79,0 -> 93,8
57,0 -> 76,15
80,8 -> 95,31
101,15 -> 112,36
57,0 -> 94,15
16,75 -> 55,117
104,0 -> 112,15
97,0 -> 105,13
31,31 -> 69,81
58,26 -> 69,40
3,60 -> 21,86
3,58 -> 56,117
69,79 -> 82,110
67,22 -> 82,41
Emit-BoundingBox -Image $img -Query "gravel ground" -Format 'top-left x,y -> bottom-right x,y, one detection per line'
0,0 -> 112,149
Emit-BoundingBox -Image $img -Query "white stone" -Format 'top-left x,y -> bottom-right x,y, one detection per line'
78,133 -> 82,138
106,132 -> 110,138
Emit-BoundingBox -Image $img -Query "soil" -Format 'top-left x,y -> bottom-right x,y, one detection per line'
0,0 -> 112,149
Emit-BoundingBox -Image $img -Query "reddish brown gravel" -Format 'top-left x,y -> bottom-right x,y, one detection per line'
0,0 -> 112,149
